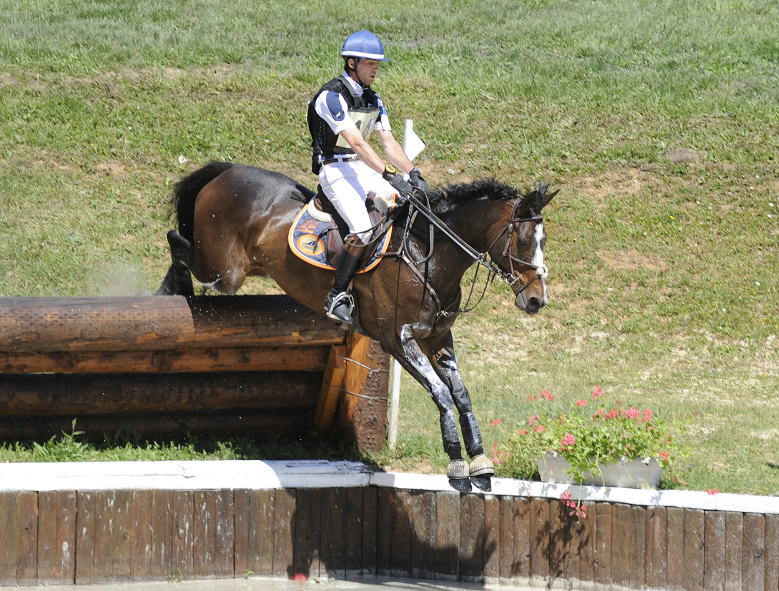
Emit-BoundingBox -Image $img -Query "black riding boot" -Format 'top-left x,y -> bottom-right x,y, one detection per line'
324,238 -> 364,324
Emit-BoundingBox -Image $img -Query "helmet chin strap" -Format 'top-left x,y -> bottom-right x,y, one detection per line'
347,57 -> 370,88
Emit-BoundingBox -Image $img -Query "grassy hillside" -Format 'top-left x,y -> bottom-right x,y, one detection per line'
1,0 -> 778,494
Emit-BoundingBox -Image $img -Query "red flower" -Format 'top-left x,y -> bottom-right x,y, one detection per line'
707,488 -> 719,495
576,399 -> 589,407
592,385 -> 602,397
541,390 -> 553,400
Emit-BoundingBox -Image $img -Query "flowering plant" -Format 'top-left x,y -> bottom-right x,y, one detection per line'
490,386 -> 683,485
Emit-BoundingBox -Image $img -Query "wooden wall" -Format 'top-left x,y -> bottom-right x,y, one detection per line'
1,487 -> 777,589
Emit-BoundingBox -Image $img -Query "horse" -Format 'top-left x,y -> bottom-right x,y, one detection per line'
157,161 -> 556,492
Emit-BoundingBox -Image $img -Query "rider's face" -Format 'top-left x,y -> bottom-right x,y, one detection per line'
353,58 -> 380,85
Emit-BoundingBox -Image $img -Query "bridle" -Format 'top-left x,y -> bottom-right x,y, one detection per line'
394,190 -> 548,319
485,197 -> 549,296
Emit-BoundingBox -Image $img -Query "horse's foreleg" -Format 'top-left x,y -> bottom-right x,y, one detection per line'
432,332 -> 495,491
396,324 -> 472,492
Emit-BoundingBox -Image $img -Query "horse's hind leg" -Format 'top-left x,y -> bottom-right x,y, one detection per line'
395,324 -> 472,492
431,331 -> 495,491
155,230 -> 195,296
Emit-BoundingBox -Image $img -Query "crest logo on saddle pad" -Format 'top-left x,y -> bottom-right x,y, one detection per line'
296,234 -> 325,256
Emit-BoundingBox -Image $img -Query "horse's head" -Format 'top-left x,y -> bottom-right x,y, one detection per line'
489,183 -> 557,315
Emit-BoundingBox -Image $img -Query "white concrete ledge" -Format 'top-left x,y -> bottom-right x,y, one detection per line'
0,459 -> 777,515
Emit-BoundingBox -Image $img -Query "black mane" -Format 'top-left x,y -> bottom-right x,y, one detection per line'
428,178 -> 518,214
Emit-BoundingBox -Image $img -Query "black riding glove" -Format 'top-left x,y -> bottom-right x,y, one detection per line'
382,164 -> 413,200
408,167 -> 429,196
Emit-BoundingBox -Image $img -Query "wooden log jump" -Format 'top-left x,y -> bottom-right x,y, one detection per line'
0,295 -> 389,451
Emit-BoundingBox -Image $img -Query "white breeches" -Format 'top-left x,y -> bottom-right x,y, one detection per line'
319,160 -> 394,243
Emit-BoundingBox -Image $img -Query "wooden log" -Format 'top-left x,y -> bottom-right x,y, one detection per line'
272,489 -> 296,578
0,406 -> 312,442
345,488 -> 364,577
0,344 -> 332,375
513,498 -> 531,580
630,505 -> 647,590
0,492 -> 18,586
171,491 -> 194,581
0,371 -> 323,416
37,491 -> 59,583
16,491 -> 37,586
743,513 -> 766,591
151,490 -> 174,580
410,491 -> 436,580
765,514 -> 779,591
361,487 -> 378,577
498,497 -> 515,583
337,333 -> 390,453
391,490 -> 412,578
247,490 -> 275,577
562,508 -> 581,581
376,488 -> 393,577
667,506 -> 684,590
593,503 -> 612,585
213,490 -> 235,578
193,491 -> 215,579
529,498 -> 550,580
0,295 -> 345,353
321,488 -> 346,578
293,488 -> 321,578
460,493 -> 485,582
611,503 -> 631,587
113,490 -> 133,581
684,508 -> 705,591
76,491 -> 96,584
726,512 -> 744,591
314,345 -> 347,436
435,491 -> 460,581
549,500 -> 565,579
94,491 -> 115,582
234,490 -> 250,578
483,495 -> 499,582
578,502 -> 595,582
646,506 -> 667,590
131,490 -> 153,581
705,511 -> 727,591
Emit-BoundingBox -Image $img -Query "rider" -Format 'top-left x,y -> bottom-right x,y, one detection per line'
308,30 -> 429,324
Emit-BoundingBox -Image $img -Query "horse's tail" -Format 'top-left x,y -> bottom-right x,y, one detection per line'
173,161 -> 234,242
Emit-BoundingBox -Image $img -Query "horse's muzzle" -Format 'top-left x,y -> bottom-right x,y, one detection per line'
514,279 -> 547,315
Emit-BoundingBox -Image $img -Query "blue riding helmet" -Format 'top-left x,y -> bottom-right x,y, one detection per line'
341,30 -> 390,62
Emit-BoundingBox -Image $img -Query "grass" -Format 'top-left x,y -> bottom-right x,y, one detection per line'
0,0 -> 777,494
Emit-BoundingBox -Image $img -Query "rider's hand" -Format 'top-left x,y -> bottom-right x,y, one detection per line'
382,164 -> 413,199
408,168 -> 429,195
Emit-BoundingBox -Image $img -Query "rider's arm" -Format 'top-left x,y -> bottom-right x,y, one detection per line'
338,126 -> 391,174
374,129 -> 415,175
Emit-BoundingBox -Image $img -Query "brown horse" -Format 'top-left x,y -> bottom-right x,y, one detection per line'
157,161 -> 556,492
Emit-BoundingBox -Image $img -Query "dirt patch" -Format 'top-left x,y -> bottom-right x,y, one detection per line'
664,148 -> 701,163
597,248 -> 668,272
94,161 -> 125,177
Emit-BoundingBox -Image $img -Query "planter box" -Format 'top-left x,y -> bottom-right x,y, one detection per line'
537,452 -> 663,488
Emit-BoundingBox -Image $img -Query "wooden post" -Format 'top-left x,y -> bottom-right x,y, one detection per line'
337,333 -> 390,453
314,345 -> 347,436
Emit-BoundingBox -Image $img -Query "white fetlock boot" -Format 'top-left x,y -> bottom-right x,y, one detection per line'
469,454 -> 495,492
446,458 -> 472,492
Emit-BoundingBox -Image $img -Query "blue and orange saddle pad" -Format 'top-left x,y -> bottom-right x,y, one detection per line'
288,200 -> 394,273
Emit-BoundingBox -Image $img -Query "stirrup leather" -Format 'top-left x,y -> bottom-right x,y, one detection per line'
325,291 -> 355,321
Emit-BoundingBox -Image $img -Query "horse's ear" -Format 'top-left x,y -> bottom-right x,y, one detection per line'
542,189 -> 559,209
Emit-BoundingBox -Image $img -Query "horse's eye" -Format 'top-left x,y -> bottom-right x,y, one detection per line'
517,238 -> 529,247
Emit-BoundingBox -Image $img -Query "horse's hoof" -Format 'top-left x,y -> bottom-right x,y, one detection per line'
448,477 -> 472,492
470,474 -> 492,492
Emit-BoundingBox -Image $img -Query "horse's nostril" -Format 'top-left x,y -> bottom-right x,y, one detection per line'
527,298 -> 541,313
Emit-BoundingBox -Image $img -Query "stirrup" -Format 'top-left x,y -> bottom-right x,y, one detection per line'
325,291 -> 355,323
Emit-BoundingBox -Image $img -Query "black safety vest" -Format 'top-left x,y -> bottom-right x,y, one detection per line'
308,76 -> 381,169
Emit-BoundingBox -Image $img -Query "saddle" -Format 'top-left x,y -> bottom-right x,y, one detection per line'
310,185 -> 386,267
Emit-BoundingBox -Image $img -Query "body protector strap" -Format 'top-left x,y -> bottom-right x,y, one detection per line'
308,76 -> 381,172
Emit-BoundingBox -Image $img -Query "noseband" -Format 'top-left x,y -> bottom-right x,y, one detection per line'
486,199 -> 548,294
